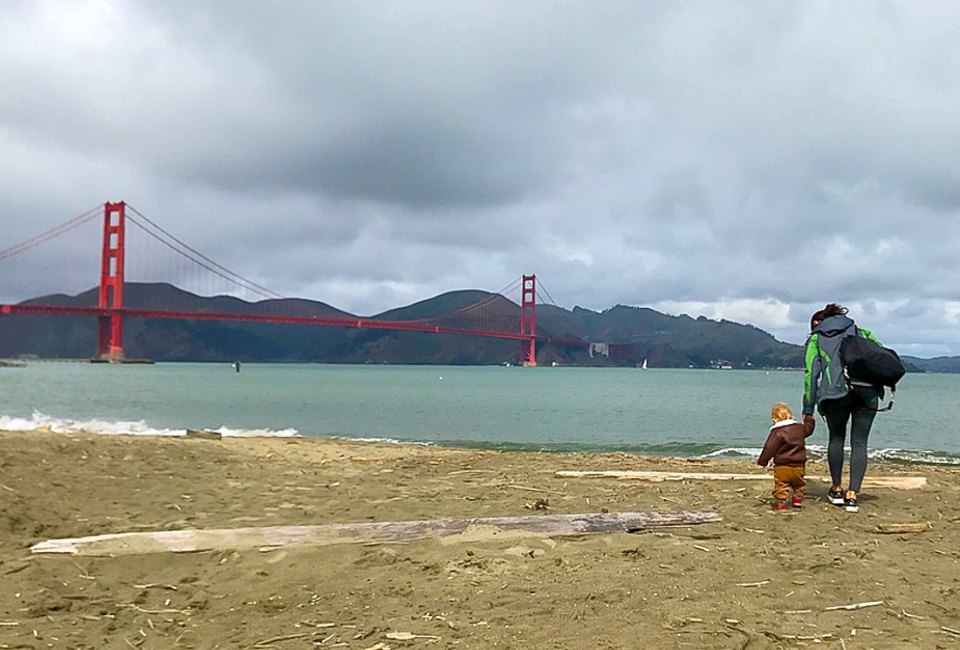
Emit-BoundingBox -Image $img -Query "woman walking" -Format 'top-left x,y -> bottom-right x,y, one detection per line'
802,304 -> 884,513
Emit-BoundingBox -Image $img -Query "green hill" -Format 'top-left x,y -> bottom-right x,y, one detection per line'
1,284 -> 808,367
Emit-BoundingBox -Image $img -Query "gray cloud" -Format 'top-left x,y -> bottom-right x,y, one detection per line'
2,1 -> 960,354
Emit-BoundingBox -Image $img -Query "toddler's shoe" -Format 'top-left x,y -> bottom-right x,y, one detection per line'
790,496 -> 803,509
772,500 -> 788,511
844,491 -> 859,513
827,487 -> 845,506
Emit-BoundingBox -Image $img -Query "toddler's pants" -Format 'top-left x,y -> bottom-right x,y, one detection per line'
773,465 -> 806,501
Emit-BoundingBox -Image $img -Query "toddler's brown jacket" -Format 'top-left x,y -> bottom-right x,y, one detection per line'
757,418 -> 815,467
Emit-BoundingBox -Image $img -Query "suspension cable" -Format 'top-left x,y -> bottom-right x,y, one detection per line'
126,205 -> 286,300
0,205 -> 102,263
536,279 -> 581,335
396,276 -> 522,323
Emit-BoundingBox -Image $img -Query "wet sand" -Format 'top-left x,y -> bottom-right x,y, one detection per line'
1,430 -> 959,649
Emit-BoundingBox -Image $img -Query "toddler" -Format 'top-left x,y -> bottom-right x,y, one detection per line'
757,402 -> 815,510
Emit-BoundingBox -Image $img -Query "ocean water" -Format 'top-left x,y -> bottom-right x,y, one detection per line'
0,363 -> 957,464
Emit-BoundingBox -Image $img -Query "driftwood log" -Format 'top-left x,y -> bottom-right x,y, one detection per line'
555,471 -> 926,490
30,511 -> 722,556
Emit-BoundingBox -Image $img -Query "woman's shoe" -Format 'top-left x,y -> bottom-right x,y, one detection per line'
791,496 -> 804,509
827,487 -> 845,506
844,491 -> 859,513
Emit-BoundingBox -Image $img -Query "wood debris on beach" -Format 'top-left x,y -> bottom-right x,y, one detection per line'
555,470 -> 927,489
31,510 -> 722,556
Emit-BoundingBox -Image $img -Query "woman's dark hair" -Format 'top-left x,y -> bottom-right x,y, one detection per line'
810,303 -> 848,330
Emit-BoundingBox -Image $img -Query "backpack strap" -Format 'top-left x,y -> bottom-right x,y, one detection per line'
859,385 -> 895,413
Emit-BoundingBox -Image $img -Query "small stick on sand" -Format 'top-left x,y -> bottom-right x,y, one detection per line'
735,580 -> 769,587
385,632 -> 442,641
253,632 -> 311,647
123,604 -> 187,615
824,600 -> 884,611
941,626 -> 960,637
765,632 -> 834,641
506,484 -> 563,495
924,599 -> 953,613
874,523 -> 928,534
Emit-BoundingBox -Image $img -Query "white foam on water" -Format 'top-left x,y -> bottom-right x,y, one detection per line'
699,444 -> 960,465
869,448 -> 960,465
699,447 -> 763,458
338,436 -> 435,446
0,412 -> 299,438
213,426 -> 300,438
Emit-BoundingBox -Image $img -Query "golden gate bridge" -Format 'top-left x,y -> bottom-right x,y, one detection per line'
0,202 -> 594,365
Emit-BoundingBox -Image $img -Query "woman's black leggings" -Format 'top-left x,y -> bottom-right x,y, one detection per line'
819,386 -> 881,493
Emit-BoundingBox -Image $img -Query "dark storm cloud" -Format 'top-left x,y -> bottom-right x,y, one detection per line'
2,1 -> 960,354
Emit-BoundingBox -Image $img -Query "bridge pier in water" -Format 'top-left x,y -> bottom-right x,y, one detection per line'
95,201 -> 126,362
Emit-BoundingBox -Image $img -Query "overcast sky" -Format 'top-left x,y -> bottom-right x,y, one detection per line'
2,1 -> 959,356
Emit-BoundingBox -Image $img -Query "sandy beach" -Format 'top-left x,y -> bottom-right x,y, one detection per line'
2,430 -> 959,649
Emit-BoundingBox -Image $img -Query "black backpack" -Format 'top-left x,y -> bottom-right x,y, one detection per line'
840,335 -> 906,388
840,335 -> 906,411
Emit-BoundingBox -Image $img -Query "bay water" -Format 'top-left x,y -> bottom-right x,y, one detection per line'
1,363 -> 957,463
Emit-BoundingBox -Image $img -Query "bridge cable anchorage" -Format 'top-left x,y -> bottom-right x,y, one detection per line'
0,205 -> 102,263
125,205 -> 285,301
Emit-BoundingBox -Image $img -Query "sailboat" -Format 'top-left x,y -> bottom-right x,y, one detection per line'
639,358 -> 648,370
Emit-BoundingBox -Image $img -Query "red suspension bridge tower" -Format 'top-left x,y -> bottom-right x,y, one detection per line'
96,201 -> 126,361
520,274 -> 536,366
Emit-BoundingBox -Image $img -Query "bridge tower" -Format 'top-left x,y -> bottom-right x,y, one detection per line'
96,201 -> 126,361
520,274 -> 536,366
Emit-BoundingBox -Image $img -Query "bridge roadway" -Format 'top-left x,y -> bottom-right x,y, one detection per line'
0,303 -> 588,348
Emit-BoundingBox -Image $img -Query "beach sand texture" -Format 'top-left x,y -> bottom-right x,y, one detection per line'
2,431 -> 959,648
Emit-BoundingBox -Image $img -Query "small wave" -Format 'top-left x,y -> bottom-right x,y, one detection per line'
699,447 -> 763,459
0,412 -> 299,438
336,436 -> 435,446
869,448 -> 960,465
214,426 -> 300,438
699,444 -> 960,465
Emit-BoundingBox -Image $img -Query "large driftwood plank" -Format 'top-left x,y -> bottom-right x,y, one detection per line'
30,511 -> 722,556
555,471 -> 926,490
